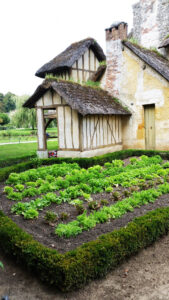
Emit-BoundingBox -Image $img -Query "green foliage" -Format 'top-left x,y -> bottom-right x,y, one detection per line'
165,34 -> 169,39
0,113 -> 10,125
55,221 -> 82,237
15,184 -> 24,191
60,212 -> 69,221
7,191 -> 23,201
128,37 -> 138,44
0,92 -> 16,113
23,208 -> 39,219
99,60 -> 106,66
11,95 -> 36,130
4,186 -> 13,194
83,80 -> 100,88
45,211 -> 58,222
1,208 -> 169,290
88,201 -> 99,211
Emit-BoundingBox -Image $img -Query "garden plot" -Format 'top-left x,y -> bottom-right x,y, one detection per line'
1,155 -> 169,253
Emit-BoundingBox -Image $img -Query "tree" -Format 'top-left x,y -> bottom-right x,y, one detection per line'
3,92 -> 16,112
11,95 -> 36,129
0,113 -> 10,125
0,92 -> 16,113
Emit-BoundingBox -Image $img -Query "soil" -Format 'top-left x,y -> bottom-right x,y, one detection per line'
1,233 -> 169,299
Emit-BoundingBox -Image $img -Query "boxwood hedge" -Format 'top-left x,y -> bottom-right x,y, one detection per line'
1,149 -> 169,182
0,207 -> 169,291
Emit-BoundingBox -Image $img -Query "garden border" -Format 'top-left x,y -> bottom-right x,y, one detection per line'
1,150 -> 169,291
1,149 -> 169,182
0,208 -> 169,291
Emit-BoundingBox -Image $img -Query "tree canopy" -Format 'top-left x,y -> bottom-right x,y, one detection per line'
11,95 -> 36,130
0,92 -> 16,113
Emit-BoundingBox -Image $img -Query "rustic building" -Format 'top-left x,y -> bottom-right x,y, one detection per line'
103,0 -> 169,151
24,0 -> 169,157
23,79 -> 130,158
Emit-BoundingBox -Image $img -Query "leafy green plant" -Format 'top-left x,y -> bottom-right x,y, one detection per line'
45,211 -> 58,222
105,186 -> 113,193
112,191 -> 120,201
23,208 -> 39,219
15,184 -> 24,191
88,201 -> 100,211
4,186 -> 13,194
0,261 -> 4,269
75,204 -> 85,215
100,199 -> 109,206
60,212 -> 69,221
7,191 -> 23,201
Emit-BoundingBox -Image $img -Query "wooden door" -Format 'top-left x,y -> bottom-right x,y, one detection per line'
144,104 -> 155,150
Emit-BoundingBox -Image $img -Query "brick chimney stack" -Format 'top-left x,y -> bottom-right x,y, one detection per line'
105,22 -> 128,96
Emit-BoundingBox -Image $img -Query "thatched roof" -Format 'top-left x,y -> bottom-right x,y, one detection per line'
35,38 -> 106,78
123,41 -> 169,82
158,37 -> 169,49
23,79 -> 131,116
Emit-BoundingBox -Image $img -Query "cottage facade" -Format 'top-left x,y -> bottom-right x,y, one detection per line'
24,0 -> 169,158
103,0 -> 169,151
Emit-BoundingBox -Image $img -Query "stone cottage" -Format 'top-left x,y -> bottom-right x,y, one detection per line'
103,0 -> 169,151
24,0 -> 169,158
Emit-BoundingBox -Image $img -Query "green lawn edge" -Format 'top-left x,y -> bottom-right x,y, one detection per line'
1,149 -> 169,182
0,207 -> 169,291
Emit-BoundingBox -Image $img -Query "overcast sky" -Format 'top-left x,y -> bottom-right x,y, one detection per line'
0,0 -> 137,96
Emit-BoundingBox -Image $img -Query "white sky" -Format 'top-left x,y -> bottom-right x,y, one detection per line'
0,0 -> 137,96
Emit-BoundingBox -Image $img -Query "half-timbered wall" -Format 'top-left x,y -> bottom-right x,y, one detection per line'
35,91 -> 79,151
57,106 -> 79,150
82,115 -> 122,150
71,48 -> 100,82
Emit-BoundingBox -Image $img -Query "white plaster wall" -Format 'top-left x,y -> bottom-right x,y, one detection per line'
43,90 -> 53,106
57,144 -> 122,158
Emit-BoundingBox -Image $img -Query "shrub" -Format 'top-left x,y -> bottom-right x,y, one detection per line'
0,208 -> 169,291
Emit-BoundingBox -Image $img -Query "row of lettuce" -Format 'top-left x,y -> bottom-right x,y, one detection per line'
3,155 -> 169,237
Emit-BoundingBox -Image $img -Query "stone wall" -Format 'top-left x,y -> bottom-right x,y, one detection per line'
133,0 -> 169,52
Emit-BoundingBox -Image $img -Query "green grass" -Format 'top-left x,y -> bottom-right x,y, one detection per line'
0,140 -> 58,163
0,128 -> 57,143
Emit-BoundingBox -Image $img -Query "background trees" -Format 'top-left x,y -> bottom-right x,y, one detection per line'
11,95 -> 36,130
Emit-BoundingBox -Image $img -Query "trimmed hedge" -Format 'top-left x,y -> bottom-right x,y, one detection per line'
1,149 -> 169,182
0,207 -> 169,291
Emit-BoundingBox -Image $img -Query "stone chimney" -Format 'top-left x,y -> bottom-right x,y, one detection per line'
105,22 -> 128,96
133,0 -> 169,55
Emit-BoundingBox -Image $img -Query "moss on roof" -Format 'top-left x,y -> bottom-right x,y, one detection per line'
23,78 -> 131,116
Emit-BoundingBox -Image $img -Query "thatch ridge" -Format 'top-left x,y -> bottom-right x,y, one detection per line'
23,79 -> 131,116
35,38 -> 106,78
123,41 -> 169,82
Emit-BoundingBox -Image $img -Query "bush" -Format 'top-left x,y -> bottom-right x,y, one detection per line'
0,208 -> 169,291
1,149 -> 169,183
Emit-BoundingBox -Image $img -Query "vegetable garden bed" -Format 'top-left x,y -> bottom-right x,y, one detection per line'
1,155 -> 169,253
1,151 -> 169,291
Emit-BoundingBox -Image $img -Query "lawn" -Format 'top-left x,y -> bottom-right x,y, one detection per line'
1,154 -> 169,253
0,128 -> 57,143
0,140 -> 58,164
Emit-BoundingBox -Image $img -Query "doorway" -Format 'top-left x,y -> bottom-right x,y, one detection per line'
144,104 -> 155,150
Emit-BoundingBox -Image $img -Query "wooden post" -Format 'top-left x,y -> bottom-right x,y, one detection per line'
36,108 -> 48,158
